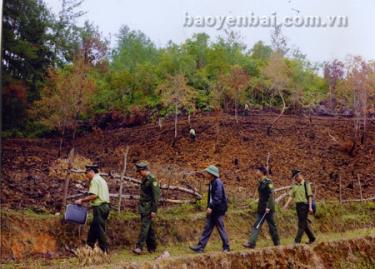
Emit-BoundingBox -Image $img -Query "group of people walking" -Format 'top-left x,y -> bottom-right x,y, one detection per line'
74,162 -> 316,255
190,165 -> 316,253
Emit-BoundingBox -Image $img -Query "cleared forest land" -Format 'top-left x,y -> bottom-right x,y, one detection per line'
2,113 -> 375,211
1,114 -> 375,268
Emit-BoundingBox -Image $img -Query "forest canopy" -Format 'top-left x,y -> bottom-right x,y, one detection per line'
2,0 -> 375,137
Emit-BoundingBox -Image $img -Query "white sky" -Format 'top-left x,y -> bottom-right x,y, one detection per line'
45,0 -> 375,64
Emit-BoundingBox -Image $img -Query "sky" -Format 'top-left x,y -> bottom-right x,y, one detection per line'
46,0 -> 375,64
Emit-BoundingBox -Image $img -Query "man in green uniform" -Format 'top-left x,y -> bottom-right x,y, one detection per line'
75,164 -> 110,253
283,169 -> 316,244
133,162 -> 161,255
243,166 -> 280,249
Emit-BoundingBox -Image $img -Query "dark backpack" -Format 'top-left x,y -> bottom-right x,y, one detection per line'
304,181 -> 317,215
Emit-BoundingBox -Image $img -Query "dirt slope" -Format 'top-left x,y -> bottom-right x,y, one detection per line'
2,114 -> 375,211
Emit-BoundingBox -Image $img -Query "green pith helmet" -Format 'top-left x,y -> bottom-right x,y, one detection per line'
291,169 -> 301,178
204,165 -> 220,178
136,161 -> 149,170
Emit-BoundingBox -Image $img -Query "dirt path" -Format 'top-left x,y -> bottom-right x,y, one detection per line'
3,228 -> 374,269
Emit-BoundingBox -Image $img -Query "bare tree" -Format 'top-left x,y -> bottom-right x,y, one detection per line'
270,25 -> 289,56
157,74 -> 197,144
343,56 -> 375,144
324,59 -> 345,111
211,77 -> 226,152
224,66 -> 249,123
30,56 -> 95,157
262,52 -> 291,135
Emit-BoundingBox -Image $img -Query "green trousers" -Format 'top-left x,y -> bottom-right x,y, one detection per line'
248,212 -> 280,247
136,214 -> 157,251
87,203 -> 110,252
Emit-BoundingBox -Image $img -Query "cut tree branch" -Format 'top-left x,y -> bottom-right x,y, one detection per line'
67,193 -> 196,204
70,168 -> 202,199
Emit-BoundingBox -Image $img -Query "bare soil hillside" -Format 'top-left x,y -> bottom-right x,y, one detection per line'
2,113 -> 375,211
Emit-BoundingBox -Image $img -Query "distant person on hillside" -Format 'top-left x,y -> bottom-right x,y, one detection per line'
243,166 -> 280,249
283,169 -> 316,244
189,128 -> 196,142
244,103 -> 250,116
190,165 -> 230,253
133,162 -> 160,255
75,164 -> 110,253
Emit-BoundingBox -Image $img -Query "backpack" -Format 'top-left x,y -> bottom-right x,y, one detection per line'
304,181 -> 317,215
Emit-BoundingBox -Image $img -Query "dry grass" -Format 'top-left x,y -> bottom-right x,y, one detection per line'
49,155 -> 92,181
73,245 -> 110,267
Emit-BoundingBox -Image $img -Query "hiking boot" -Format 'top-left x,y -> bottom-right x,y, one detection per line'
189,245 -> 204,253
243,242 -> 255,249
223,248 -> 230,253
132,248 -> 142,255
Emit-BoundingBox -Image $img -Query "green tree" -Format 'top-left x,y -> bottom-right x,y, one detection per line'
2,0 -> 56,129
53,0 -> 86,64
112,25 -> 159,72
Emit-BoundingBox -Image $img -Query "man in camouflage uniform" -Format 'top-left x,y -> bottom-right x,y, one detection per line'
243,166 -> 280,249
133,162 -> 160,255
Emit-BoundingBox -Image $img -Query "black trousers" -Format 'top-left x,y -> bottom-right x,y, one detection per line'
248,212 -> 280,247
198,214 -> 230,250
87,203 -> 110,252
295,203 -> 315,243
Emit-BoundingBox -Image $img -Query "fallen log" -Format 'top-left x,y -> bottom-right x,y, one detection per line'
70,168 -> 202,199
110,194 -> 196,204
67,193 -> 195,204
341,196 -> 375,203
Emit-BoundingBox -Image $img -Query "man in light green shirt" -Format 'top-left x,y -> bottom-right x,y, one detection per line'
89,173 -> 110,207
283,169 -> 316,244
75,165 -> 110,253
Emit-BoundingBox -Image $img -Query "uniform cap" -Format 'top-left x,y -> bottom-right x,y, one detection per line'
85,164 -> 99,173
136,161 -> 149,170
291,169 -> 301,178
256,166 -> 269,175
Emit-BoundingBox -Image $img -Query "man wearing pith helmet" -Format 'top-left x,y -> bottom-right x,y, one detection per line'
133,161 -> 160,255
190,165 -> 230,253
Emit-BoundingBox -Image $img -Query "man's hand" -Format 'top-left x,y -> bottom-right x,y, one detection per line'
150,212 -> 156,219
265,208 -> 270,214
309,207 -> 313,214
74,199 -> 82,205
206,208 -> 212,215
